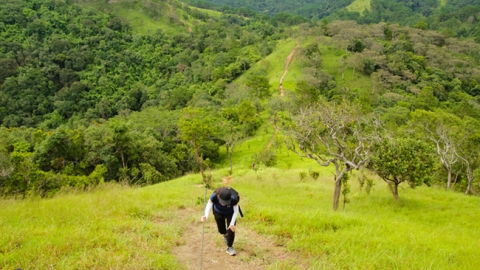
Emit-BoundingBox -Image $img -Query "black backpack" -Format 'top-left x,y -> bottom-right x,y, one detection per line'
216,187 -> 244,217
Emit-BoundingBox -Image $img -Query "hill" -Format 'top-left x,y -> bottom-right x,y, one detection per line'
1,167 -> 480,269
184,0 -> 354,18
2,0 -> 480,268
183,0 -> 480,42
1,0 -> 480,197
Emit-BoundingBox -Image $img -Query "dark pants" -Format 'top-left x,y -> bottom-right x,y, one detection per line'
213,211 -> 236,247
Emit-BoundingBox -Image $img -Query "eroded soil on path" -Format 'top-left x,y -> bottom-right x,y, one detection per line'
171,207 -> 299,270
279,40 -> 300,97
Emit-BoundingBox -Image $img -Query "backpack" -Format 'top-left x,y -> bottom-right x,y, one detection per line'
216,187 -> 244,217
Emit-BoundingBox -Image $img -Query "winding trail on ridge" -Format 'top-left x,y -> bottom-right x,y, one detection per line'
171,42 -> 304,268
278,40 -> 300,97
265,40 -> 300,150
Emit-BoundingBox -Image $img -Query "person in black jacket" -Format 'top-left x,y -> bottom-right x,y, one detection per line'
201,187 -> 240,256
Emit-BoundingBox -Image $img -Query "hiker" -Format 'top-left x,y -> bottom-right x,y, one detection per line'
201,187 -> 240,256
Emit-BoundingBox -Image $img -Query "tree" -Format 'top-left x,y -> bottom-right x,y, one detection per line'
220,119 -> 244,175
410,110 -> 463,189
9,142 -> 38,196
246,75 -> 271,99
369,137 -> 435,200
283,99 -> 382,210
456,117 -> 480,195
178,107 -> 217,187
294,80 -> 321,106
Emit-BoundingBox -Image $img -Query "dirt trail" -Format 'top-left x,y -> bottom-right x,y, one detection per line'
265,126 -> 278,149
171,207 -> 296,270
279,40 -> 300,97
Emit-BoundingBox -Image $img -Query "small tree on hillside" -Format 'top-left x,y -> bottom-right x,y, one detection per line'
410,110 -> 463,190
369,137 -> 435,201
456,117 -> 480,195
246,75 -> 271,99
178,107 -> 217,187
219,117 -> 245,175
283,99 -> 382,210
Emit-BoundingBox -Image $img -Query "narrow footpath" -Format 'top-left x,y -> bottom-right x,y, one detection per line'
171,207 -> 297,270
279,40 -> 300,97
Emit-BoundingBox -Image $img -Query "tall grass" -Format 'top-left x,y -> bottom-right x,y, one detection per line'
233,169 -> 480,269
1,165 -> 480,269
0,181 -> 198,269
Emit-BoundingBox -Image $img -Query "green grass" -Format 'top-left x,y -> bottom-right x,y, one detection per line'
2,166 -> 479,269
236,169 -> 480,269
189,6 -> 222,18
0,182 -> 194,269
113,4 -> 182,35
347,0 -> 371,13
79,0 -> 189,35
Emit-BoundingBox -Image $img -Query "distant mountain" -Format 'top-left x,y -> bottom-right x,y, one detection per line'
334,0 -> 480,42
185,0 -> 480,42
182,0 -> 354,19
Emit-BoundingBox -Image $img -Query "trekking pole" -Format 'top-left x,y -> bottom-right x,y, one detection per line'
200,184 -> 207,270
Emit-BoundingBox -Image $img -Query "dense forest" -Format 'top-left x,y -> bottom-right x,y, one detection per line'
184,0 -> 354,19
334,0 -> 480,42
1,0 -> 480,201
189,0 -> 480,42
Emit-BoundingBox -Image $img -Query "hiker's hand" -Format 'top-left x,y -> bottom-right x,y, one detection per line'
228,225 -> 236,232
201,216 -> 206,222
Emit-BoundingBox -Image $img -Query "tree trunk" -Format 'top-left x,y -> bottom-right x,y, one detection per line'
465,176 -> 472,195
465,167 -> 473,195
385,180 -> 400,201
392,183 -> 399,201
194,150 -> 209,188
333,174 -> 343,211
446,168 -> 452,189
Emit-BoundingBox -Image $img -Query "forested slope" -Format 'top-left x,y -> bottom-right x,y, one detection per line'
335,0 -> 480,42
1,0 -> 480,198
0,0 -> 280,128
186,0 -> 480,42
184,0 -> 354,19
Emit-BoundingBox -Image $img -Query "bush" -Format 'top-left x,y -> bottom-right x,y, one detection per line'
309,170 -> 320,180
252,148 -> 277,167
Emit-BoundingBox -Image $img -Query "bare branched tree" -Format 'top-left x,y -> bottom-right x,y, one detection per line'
410,110 -> 464,190
283,99 -> 382,210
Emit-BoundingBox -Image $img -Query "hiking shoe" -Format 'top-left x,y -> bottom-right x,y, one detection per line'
226,246 -> 236,256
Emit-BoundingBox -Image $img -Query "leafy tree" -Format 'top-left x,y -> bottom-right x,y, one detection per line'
294,80 -> 321,106
33,128 -> 85,174
8,142 -> 38,197
178,107 -> 218,187
246,74 -> 271,99
219,112 -> 243,175
369,137 -> 435,200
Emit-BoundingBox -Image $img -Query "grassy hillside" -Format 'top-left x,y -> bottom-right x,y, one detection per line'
1,165 -> 480,269
78,0 -> 204,35
346,0 -> 371,13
